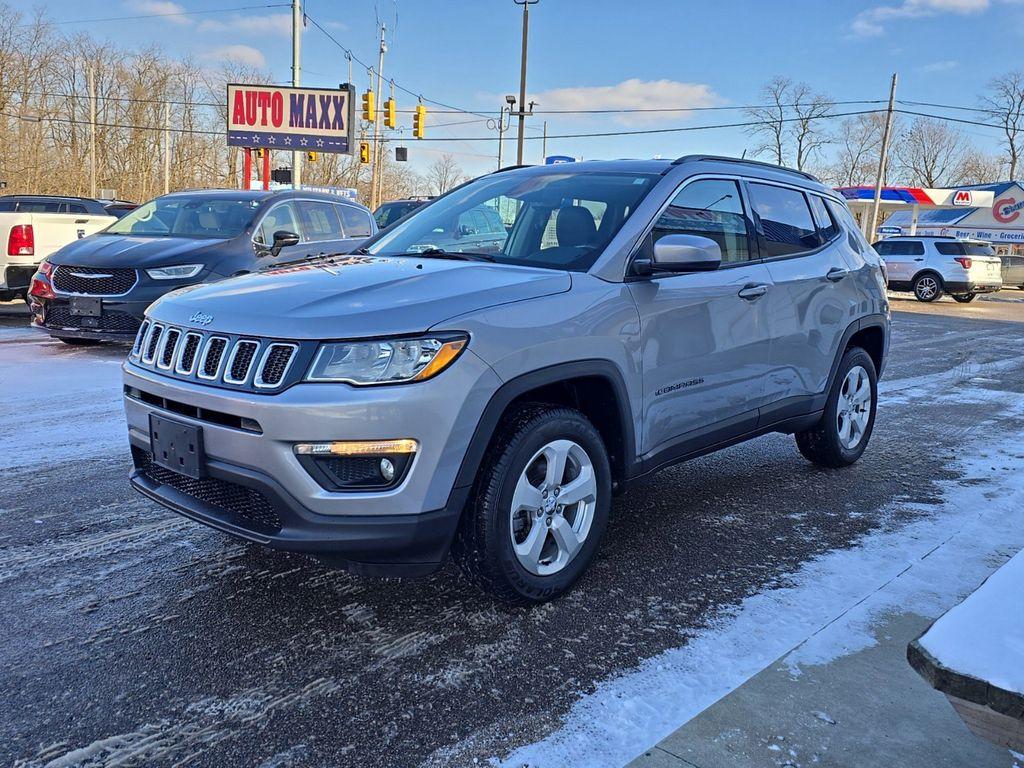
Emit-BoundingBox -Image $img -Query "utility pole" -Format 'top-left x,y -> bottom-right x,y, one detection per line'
542,120 -> 547,163
869,72 -> 898,239
291,0 -> 302,188
163,102 -> 170,195
369,24 -> 387,210
495,107 -> 509,170
88,66 -> 96,198
513,0 -> 537,165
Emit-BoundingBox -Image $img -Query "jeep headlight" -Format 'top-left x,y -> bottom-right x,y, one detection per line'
146,264 -> 203,280
305,334 -> 467,385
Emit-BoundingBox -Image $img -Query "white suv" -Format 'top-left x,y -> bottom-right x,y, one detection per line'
873,236 -> 1002,303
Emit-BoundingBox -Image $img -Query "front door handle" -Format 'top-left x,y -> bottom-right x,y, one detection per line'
913,258 -> 924,262
826,267 -> 849,282
738,283 -> 769,300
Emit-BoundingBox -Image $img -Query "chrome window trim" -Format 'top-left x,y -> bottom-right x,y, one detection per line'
174,331 -> 204,376
155,327 -> 181,370
197,335 -> 230,381
51,265 -> 139,297
222,339 -> 261,385
253,342 -> 299,389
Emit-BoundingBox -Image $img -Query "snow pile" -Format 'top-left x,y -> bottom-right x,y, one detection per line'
918,548 -> 1024,696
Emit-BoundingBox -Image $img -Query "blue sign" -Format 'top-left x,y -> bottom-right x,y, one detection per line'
545,155 -> 575,165
877,225 -> 902,235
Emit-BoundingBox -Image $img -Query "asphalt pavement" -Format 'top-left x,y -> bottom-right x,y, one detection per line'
2,291 -> 1024,768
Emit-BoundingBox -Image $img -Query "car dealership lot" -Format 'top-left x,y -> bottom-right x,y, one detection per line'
2,295 -> 1024,768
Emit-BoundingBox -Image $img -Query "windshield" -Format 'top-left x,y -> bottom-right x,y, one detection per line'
374,201 -> 421,229
365,170 -> 659,271
103,195 -> 262,239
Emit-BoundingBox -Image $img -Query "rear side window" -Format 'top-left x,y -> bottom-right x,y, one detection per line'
297,201 -> 343,242
933,241 -> 983,256
748,183 -> 818,257
808,195 -> 840,241
825,198 -> 870,254
18,201 -> 63,213
652,179 -> 752,264
63,203 -> 88,214
0,201 -> 15,212
875,240 -> 924,256
338,205 -> 373,238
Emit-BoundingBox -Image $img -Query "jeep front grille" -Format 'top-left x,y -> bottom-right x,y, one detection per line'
129,323 -> 305,393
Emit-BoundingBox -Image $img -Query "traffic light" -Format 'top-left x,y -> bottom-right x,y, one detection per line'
412,104 -> 426,139
395,146 -> 408,162
361,89 -> 375,122
306,151 -> 318,163
384,97 -> 397,129
359,142 -> 370,164
254,148 -> 266,158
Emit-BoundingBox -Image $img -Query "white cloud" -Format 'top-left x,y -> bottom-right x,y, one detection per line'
197,13 -> 293,35
919,59 -> 959,72
201,45 -> 266,69
851,0 -> 991,37
125,0 -> 192,25
525,78 -> 722,125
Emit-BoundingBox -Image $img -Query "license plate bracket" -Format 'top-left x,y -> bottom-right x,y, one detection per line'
69,296 -> 102,317
149,414 -> 205,479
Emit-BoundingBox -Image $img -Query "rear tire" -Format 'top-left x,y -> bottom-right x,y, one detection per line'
57,337 -> 102,346
953,293 -> 977,303
796,347 -> 877,468
913,273 -> 943,302
452,404 -> 611,604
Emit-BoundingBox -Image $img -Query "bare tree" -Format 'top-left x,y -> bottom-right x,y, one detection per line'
819,112 -> 900,187
745,77 -> 833,170
894,118 -> 970,187
982,71 -> 1024,180
426,152 -> 462,196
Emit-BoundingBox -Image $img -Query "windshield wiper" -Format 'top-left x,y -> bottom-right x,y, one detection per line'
402,248 -> 495,262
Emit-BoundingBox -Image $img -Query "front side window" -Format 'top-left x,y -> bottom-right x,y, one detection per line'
365,171 -> 658,272
339,205 -> 373,238
256,202 -> 302,245
651,179 -> 751,264
105,195 -> 261,239
749,183 -> 818,258
297,201 -> 343,242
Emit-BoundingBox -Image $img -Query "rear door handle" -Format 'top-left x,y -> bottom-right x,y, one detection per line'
826,267 -> 849,282
737,283 -> 769,300
913,258 -> 924,262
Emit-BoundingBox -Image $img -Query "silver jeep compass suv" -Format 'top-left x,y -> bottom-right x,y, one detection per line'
123,156 -> 889,603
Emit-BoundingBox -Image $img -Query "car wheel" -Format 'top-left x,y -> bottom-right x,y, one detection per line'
952,293 -> 977,303
795,347 -> 877,469
452,404 -> 611,604
913,273 -> 943,302
57,337 -> 103,346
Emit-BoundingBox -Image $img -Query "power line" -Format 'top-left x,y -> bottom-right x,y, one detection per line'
23,3 -> 290,26
893,109 -> 1004,131
530,99 -> 887,115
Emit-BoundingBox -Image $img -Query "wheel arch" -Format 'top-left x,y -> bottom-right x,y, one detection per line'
911,269 -> 944,288
825,314 -> 889,392
448,361 -> 636,513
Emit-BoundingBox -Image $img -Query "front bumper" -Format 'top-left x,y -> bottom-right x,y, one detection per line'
122,349 -> 501,572
33,296 -> 149,341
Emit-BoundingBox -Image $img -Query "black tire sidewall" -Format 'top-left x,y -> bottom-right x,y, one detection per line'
823,348 -> 878,464
484,411 -> 611,603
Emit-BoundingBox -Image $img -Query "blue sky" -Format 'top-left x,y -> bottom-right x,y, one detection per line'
25,0 -> 1022,176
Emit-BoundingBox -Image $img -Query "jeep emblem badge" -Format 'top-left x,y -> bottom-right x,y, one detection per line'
189,311 -> 214,327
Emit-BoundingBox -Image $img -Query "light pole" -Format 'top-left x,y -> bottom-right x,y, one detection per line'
291,0 -> 302,188
513,0 -> 537,165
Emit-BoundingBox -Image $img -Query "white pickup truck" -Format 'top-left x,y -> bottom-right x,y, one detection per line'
0,195 -> 118,301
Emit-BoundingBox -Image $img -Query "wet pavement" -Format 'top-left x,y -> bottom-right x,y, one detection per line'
2,293 -> 1024,768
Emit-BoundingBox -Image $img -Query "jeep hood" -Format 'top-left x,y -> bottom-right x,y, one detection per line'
47,234 -> 229,268
147,255 -> 571,339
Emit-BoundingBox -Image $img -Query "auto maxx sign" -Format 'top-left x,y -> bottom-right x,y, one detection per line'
226,84 -> 355,154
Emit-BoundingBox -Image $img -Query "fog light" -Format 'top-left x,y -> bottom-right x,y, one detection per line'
294,439 -> 417,491
380,458 -> 395,482
294,439 -> 418,456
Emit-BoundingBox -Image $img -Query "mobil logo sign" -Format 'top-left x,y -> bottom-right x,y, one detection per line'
226,83 -> 354,154
994,196 -> 1024,224
952,189 -> 974,206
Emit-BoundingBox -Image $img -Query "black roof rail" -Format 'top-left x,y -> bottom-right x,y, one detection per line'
671,155 -> 818,182
0,193 -> 103,202
491,164 -> 534,174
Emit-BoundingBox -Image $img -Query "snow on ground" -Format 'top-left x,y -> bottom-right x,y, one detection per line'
0,327 -> 127,471
500,384 -> 1024,768
918,547 -> 1024,696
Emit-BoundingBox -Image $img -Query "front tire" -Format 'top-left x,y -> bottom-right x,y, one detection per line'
913,273 -> 943,302
952,293 -> 977,303
452,405 -> 611,604
796,347 -> 877,468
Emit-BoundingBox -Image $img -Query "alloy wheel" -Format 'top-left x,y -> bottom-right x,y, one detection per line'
915,276 -> 939,300
837,365 -> 872,450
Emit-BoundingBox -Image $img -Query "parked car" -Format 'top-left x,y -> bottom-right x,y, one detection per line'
122,156 -> 888,603
995,248 -> 1024,290
28,189 -> 376,344
373,198 -> 431,230
100,200 -> 139,219
0,195 -> 116,302
873,235 -> 1003,302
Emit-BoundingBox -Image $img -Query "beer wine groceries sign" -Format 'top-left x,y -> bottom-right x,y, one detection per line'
226,84 -> 355,154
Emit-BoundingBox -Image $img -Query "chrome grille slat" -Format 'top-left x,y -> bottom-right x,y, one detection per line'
142,324 -> 164,364
131,320 -> 151,359
254,343 -> 298,389
175,332 -> 203,375
223,340 -> 261,385
157,328 -> 181,370
198,336 -> 229,380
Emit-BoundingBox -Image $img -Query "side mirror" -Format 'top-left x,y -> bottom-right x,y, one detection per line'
270,230 -> 300,257
650,234 -> 722,273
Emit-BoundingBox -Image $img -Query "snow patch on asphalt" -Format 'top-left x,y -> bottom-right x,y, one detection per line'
0,328 -> 127,471
500,387 -> 1024,768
